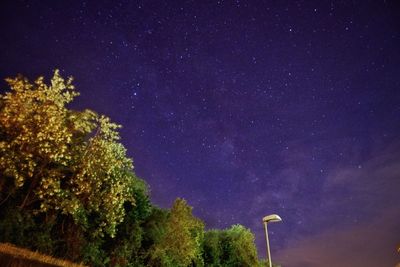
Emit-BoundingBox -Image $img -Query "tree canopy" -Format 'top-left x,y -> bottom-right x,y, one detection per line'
0,70 -> 138,238
149,198 -> 204,267
203,225 -> 260,267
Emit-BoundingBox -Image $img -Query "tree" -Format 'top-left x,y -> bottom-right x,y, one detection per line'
202,230 -> 223,266
0,70 -> 142,247
105,178 -> 152,267
224,224 -> 259,266
149,198 -> 204,267
203,225 -> 259,267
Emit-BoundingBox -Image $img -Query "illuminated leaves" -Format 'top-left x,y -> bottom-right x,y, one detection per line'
0,70 -> 139,237
203,225 -> 259,267
150,198 -> 204,267
0,71 -> 76,186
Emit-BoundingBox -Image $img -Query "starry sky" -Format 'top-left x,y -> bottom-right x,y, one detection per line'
1,1 -> 400,266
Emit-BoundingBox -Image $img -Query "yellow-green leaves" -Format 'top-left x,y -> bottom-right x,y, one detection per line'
0,70 -> 139,237
0,71 -> 75,187
203,225 -> 259,267
71,116 -> 135,236
150,198 -> 204,267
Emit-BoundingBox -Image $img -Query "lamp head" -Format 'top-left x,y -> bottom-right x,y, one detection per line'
263,214 -> 282,223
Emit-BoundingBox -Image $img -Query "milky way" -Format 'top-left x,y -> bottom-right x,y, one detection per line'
1,1 -> 400,266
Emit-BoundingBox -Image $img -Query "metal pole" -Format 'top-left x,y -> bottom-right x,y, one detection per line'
264,222 -> 272,267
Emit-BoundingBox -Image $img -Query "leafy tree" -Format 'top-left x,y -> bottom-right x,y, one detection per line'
0,70 -> 147,265
0,70 -> 138,238
149,198 -> 204,267
203,224 -> 259,267
225,224 -> 259,266
202,230 -> 223,266
105,178 -> 152,267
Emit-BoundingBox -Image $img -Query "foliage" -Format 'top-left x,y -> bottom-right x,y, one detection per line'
0,203 -> 55,254
202,230 -> 223,266
149,198 -> 204,267
0,70 -> 137,237
203,225 -> 259,267
105,179 -> 152,267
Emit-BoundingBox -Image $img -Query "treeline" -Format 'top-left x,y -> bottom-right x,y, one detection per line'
0,71 -> 273,266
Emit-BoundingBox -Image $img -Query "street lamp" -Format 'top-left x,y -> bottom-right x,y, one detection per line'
263,214 -> 282,267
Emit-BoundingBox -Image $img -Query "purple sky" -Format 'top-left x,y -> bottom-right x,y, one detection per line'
1,1 -> 400,266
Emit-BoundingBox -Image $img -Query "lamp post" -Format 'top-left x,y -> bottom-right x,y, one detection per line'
263,214 -> 282,267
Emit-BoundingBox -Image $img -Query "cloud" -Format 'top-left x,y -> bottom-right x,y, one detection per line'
274,142 -> 400,266
275,208 -> 400,267
322,142 -> 400,215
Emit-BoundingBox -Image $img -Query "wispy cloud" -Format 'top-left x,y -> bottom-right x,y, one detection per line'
274,142 -> 400,266
322,142 -> 400,217
276,207 -> 400,267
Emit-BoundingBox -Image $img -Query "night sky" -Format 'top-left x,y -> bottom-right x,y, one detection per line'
1,1 -> 400,266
